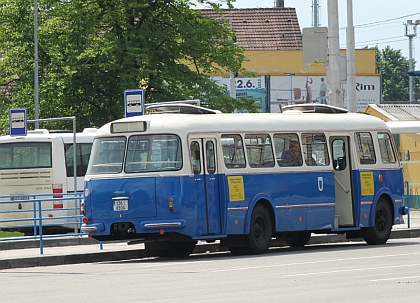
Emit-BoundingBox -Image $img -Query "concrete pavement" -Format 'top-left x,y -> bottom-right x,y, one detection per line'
1,211 -> 419,270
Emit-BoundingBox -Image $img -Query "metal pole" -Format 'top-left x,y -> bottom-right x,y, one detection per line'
34,0 -> 39,129
346,0 -> 357,112
327,0 -> 342,107
72,118 -> 78,233
313,0 -> 319,27
409,35 -> 413,103
228,18 -> 236,100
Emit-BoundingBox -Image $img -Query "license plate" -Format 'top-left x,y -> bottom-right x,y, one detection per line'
12,196 -> 31,201
113,199 -> 128,211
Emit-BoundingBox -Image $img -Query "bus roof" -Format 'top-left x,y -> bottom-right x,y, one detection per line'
0,128 -> 97,143
95,112 -> 390,137
385,121 -> 420,134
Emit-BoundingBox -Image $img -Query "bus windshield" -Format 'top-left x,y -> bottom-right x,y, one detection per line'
86,134 -> 182,174
0,142 -> 52,169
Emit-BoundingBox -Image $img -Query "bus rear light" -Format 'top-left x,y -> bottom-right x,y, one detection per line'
80,201 -> 85,215
88,233 -> 92,238
53,184 -> 63,198
82,216 -> 88,224
168,198 -> 174,211
53,200 -> 63,209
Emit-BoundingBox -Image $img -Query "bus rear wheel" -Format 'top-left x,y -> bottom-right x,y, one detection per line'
363,198 -> 392,245
244,205 -> 272,254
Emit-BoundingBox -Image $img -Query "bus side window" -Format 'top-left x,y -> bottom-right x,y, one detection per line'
355,132 -> 376,165
244,134 -> 274,168
206,141 -> 216,174
378,132 -> 396,164
190,141 -> 201,174
221,134 -> 246,169
273,133 -> 302,167
332,139 -> 346,170
301,133 -> 329,166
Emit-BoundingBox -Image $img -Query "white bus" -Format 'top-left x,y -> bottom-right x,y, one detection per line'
0,128 -> 97,234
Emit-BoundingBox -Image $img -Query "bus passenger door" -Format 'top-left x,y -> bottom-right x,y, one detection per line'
190,137 -> 222,235
329,136 -> 355,227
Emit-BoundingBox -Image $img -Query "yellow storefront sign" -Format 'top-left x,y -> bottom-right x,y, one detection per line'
228,176 -> 245,202
360,172 -> 374,196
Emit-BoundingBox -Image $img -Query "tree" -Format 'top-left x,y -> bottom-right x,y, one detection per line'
0,0 -> 258,133
374,46 -> 418,102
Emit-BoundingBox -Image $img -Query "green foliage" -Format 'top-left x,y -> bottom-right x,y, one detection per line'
371,45 -> 418,102
0,0 -> 252,134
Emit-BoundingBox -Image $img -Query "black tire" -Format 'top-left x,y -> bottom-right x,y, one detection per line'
363,198 -> 392,245
284,231 -> 311,247
244,205 -> 273,254
150,241 -> 197,258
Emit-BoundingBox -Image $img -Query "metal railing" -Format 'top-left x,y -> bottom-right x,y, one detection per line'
0,193 -> 85,254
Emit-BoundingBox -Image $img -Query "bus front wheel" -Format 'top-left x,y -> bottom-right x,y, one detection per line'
363,198 -> 392,245
244,205 -> 273,254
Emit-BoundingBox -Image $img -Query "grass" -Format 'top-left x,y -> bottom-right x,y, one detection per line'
0,231 -> 24,238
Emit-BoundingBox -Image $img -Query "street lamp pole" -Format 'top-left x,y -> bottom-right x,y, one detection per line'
404,20 -> 419,104
34,0 -> 39,129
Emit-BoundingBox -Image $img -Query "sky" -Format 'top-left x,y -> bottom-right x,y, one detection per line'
196,0 -> 420,69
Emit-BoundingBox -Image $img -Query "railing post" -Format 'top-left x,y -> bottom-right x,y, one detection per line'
33,198 -> 37,236
405,181 -> 411,228
38,198 -> 44,254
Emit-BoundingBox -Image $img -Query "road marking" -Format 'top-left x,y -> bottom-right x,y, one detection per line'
209,252 -> 420,273
282,263 -> 420,277
369,276 -> 420,282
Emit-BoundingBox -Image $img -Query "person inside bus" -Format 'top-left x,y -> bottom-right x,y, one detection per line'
280,140 -> 302,166
109,149 -> 124,163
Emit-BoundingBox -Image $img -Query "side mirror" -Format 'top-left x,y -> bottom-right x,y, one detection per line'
404,150 -> 410,161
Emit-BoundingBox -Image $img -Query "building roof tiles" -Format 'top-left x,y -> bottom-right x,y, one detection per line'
200,8 -> 302,50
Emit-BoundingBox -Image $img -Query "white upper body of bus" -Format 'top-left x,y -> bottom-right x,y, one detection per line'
0,128 -> 97,195
93,112 -> 391,138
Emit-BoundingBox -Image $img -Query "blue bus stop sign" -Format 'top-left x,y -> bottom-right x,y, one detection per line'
9,108 -> 27,136
124,89 -> 144,117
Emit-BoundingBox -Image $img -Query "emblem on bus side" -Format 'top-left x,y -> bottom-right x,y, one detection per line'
318,177 -> 324,191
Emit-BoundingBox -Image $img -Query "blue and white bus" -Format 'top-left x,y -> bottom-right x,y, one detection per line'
81,108 -> 408,256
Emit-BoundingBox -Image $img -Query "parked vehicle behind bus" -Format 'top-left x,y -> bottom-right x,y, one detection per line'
0,128 -> 97,234
81,108 -> 408,257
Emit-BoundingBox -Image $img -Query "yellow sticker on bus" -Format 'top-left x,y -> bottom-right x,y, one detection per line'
228,176 -> 245,202
360,172 -> 374,196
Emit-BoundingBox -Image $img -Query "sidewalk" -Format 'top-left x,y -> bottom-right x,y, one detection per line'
1,211 -> 419,270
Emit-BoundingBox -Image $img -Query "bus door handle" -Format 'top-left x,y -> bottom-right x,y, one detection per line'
195,178 -> 201,181
209,177 -> 215,181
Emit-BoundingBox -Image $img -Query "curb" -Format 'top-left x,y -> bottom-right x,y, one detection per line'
0,237 -> 98,251
1,228 -> 418,270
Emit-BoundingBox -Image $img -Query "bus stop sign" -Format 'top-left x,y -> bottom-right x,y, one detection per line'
124,89 -> 144,117
9,108 -> 27,136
